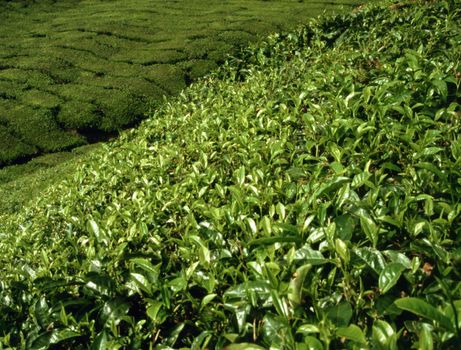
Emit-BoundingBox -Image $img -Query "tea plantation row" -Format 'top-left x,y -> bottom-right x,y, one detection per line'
1,0 -> 460,348
0,0 -> 361,166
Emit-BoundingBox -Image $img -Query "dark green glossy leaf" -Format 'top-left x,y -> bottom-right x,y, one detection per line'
165,323 -> 185,347
431,79 -> 447,99
262,314 -> 293,347
167,275 -> 187,294
271,290 -> 289,318
294,245 -> 329,265
354,247 -> 385,274
191,331 -> 213,349
288,264 -> 311,305
336,324 -> 367,345
201,293 -> 218,310
130,258 -> 160,277
87,219 -> 107,244
147,300 -> 167,325
415,162 -> 445,180
234,305 -> 251,334
326,301 -> 352,327
84,272 -> 115,296
303,336 -> 324,350
359,215 -> 379,246
29,331 -> 51,350
335,238 -> 349,264
334,215 -> 355,241
372,320 -> 397,350
379,263 -> 406,294
383,251 -> 411,268
224,281 -> 271,300
395,298 -> 455,332
101,298 -> 130,325
419,323 -> 434,350
91,331 -> 107,350
34,297 -> 50,328
126,273 -> 150,295
52,329 -> 80,343
25,328 -> 78,349
315,176 -> 349,197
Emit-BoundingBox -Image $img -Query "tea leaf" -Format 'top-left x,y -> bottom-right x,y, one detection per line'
336,324 -> 367,345
379,263 -> 406,294
326,301 -> 352,327
395,298 -> 455,332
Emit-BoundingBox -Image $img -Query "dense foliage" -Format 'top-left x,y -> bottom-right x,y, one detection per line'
0,143 -> 97,214
1,0 -> 460,348
0,0 -> 358,166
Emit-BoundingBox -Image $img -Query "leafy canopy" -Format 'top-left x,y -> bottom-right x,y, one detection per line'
1,0 -> 460,349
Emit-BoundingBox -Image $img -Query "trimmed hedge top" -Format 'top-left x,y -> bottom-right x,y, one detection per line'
0,0 -> 360,166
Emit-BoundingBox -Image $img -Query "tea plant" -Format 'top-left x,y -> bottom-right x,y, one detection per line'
0,0 -> 360,167
1,0 -> 460,348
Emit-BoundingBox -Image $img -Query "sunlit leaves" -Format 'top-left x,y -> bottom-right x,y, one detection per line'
379,263 -> 406,294
288,264 -> 311,305
1,0 -> 460,348
336,324 -> 367,345
372,320 -> 398,350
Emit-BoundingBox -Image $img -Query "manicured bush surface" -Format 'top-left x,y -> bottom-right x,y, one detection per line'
1,0 -> 460,348
0,0 -> 359,166
0,144 -> 98,214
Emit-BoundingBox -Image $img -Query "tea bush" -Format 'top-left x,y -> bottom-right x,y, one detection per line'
1,0 -> 460,348
0,0 -> 358,166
